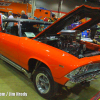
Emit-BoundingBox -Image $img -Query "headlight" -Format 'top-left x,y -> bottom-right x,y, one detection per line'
65,65 -> 88,79
65,67 -> 81,79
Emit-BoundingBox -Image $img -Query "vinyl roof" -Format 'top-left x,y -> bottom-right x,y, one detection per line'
3,18 -> 52,25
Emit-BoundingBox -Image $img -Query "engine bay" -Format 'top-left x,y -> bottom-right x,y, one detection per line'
38,30 -> 100,58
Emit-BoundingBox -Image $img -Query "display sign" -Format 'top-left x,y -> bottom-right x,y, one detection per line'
0,1 -> 31,14
25,32 -> 36,37
0,2 -> 11,6
34,9 -> 51,19
0,0 -> 24,3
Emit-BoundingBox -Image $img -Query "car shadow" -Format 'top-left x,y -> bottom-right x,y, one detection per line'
50,84 -> 84,100
48,82 -> 99,100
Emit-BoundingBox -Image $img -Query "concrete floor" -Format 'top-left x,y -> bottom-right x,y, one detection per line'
0,59 -> 100,100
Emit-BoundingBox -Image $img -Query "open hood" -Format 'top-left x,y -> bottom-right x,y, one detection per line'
34,5 -> 100,39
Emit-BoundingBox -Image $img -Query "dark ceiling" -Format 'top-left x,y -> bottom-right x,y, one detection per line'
86,0 -> 100,4
1,0 -> 100,6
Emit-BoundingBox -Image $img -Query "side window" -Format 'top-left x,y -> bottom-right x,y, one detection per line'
3,21 -> 19,36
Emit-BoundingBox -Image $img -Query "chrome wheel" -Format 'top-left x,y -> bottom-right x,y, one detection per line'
36,73 -> 50,94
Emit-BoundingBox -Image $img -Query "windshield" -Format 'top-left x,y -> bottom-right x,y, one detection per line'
21,22 -> 50,38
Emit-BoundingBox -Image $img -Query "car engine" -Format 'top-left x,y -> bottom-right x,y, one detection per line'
43,30 -> 85,58
39,30 -> 100,58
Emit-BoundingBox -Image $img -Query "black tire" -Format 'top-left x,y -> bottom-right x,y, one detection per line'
33,67 -> 58,99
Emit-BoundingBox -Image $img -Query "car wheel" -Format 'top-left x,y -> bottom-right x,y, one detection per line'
33,67 -> 58,99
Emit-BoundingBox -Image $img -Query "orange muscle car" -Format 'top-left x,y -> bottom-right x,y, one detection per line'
1,5 -> 100,99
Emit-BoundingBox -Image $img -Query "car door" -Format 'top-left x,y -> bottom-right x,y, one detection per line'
1,21 -> 20,64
